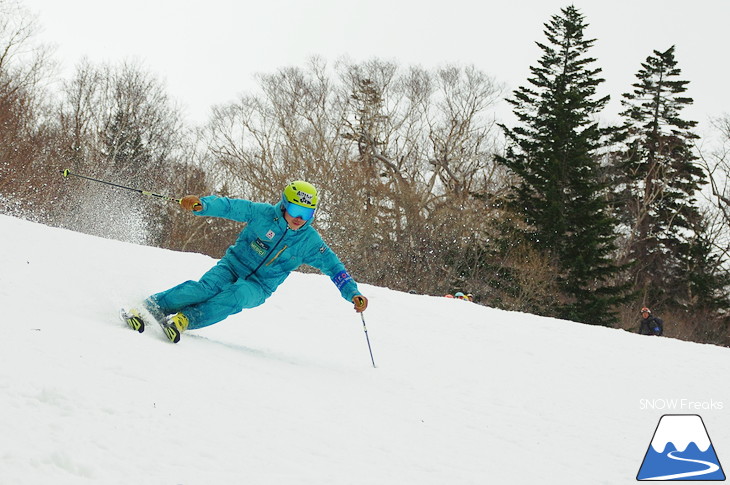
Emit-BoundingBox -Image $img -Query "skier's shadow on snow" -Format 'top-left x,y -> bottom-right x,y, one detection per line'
183,333 -> 335,369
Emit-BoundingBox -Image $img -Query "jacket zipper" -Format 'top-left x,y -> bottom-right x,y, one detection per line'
266,245 -> 288,266
245,228 -> 288,280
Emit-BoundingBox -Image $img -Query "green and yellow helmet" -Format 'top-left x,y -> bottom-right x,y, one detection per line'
282,181 -> 318,221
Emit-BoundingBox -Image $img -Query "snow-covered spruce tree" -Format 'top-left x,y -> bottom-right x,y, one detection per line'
496,6 -> 628,326
613,46 -> 728,313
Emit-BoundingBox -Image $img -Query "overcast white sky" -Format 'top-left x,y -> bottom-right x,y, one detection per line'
21,0 -> 730,139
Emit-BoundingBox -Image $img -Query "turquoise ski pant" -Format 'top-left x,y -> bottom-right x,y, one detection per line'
147,259 -> 269,330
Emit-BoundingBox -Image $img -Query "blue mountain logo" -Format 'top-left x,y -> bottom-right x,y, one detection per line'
637,414 -> 725,481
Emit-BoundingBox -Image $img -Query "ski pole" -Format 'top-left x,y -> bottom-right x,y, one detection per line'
60,169 -> 182,204
360,313 -> 376,368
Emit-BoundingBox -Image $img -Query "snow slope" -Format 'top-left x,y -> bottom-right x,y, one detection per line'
2,214 -> 729,484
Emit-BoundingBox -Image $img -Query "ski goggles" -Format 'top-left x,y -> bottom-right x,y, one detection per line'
283,200 -> 316,221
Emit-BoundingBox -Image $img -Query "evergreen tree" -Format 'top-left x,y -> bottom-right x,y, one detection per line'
613,46 -> 723,310
496,6 -> 627,326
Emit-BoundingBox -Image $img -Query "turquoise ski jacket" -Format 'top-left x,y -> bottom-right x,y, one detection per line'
195,195 -> 361,302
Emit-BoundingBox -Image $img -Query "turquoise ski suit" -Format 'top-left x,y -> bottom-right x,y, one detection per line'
146,195 -> 362,329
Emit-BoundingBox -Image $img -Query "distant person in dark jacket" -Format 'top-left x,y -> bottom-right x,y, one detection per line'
638,307 -> 664,336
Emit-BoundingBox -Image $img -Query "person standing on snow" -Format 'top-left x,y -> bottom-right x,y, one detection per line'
125,181 -> 368,343
637,307 -> 663,336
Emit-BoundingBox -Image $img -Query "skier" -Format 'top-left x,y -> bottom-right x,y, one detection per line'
125,181 -> 368,343
638,307 -> 664,336
454,292 -> 470,301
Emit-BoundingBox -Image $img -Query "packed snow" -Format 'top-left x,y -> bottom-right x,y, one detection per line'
2,213 -> 729,484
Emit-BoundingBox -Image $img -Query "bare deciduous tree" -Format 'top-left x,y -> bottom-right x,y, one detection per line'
696,114 -> 730,275
0,0 -> 54,215
54,60 -> 187,245
203,57 -> 507,295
